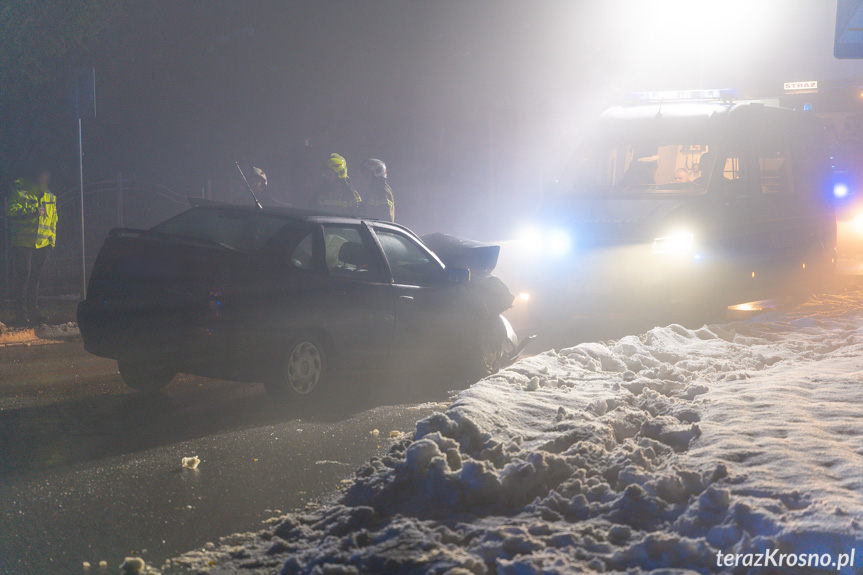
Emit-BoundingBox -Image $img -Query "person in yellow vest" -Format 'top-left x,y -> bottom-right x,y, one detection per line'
5,167 -> 57,325
308,153 -> 361,216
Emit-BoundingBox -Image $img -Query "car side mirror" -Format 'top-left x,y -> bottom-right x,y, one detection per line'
447,268 -> 470,284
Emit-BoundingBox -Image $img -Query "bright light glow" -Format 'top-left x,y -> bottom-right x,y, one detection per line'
853,213 -> 863,235
546,230 -> 572,256
516,227 -> 572,256
729,299 -> 776,313
518,292 -> 530,302
517,228 -> 544,253
834,183 -> 849,199
651,231 -> 694,254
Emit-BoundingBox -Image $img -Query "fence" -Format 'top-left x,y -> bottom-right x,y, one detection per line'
2,176 -> 197,298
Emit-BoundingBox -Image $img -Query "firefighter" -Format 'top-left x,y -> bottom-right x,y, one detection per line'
233,166 -> 290,207
309,153 -> 361,215
357,158 -> 395,222
6,167 -> 58,325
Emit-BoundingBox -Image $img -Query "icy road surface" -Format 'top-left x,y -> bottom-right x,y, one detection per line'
0,343 -> 446,575
171,290 -> 863,575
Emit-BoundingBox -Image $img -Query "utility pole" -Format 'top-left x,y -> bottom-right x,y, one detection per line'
74,67 -> 96,300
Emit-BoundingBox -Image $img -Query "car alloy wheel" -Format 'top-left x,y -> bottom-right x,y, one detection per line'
286,340 -> 323,395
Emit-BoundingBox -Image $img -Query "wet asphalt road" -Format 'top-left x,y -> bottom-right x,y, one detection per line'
0,342 -> 451,575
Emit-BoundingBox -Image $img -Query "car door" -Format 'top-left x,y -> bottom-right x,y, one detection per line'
316,223 -> 396,370
370,225 -> 472,369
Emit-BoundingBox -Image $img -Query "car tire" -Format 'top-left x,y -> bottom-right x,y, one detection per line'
118,359 -> 176,392
265,334 -> 329,399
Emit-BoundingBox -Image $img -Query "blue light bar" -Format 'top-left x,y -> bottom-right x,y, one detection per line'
627,89 -> 738,103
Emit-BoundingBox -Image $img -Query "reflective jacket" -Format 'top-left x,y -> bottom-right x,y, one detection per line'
361,179 -> 395,222
310,178 -> 362,216
6,179 -> 57,249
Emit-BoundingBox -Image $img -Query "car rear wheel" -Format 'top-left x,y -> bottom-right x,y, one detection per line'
265,334 -> 329,399
118,359 -> 176,392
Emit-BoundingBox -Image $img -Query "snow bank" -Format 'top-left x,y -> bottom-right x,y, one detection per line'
169,291 -> 863,574
0,322 -> 79,347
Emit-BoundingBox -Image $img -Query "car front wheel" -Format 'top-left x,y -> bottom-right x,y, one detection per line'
265,334 -> 329,399
470,318 -> 506,381
118,358 -> 176,392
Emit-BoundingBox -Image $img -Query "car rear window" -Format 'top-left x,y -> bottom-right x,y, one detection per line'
151,208 -> 289,252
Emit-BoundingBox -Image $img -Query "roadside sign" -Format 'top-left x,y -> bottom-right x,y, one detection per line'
784,81 -> 818,91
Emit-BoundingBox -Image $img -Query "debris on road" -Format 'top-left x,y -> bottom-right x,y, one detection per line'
119,556 -> 145,573
369,429 -> 380,437
181,456 -> 200,470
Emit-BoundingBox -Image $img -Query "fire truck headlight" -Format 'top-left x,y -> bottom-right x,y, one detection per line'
546,230 -> 572,256
517,227 -> 544,253
517,227 -> 572,256
652,231 -> 694,254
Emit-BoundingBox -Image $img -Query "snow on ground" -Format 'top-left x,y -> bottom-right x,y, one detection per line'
167,291 -> 863,575
0,322 -> 79,347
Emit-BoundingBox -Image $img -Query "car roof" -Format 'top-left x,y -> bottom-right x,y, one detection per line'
188,200 -> 416,235
598,101 -> 824,143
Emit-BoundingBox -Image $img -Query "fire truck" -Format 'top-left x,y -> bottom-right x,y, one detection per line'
518,89 -> 836,324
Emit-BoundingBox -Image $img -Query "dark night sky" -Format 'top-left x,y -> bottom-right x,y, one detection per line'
2,0 -> 861,235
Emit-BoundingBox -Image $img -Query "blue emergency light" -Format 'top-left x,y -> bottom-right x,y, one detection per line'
627,89 -> 738,103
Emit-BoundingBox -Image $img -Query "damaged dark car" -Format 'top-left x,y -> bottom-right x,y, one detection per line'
77,203 -> 518,397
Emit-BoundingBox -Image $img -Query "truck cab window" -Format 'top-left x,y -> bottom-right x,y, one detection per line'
600,144 -> 712,191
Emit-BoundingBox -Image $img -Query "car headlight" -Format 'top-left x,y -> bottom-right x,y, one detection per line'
652,231 -> 694,254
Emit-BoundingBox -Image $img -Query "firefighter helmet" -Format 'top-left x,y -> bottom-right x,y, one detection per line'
361,158 -> 387,179
324,154 -> 348,179
251,166 -> 267,185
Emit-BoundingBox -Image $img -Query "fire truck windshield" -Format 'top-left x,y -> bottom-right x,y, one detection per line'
577,143 -> 716,193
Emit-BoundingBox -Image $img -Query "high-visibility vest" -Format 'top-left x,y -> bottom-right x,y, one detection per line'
313,178 -> 362,215
361,181 -> 395,222
6,179 -> 57,249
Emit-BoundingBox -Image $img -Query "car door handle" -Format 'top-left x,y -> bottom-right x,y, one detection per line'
398,295 -> 414,301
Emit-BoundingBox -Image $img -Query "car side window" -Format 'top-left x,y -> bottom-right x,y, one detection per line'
290,232 -> 314,270
374,229 -> 443,286
322,225 -> 380,281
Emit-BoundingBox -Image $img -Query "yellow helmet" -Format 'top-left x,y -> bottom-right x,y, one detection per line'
324,153 -> 347,178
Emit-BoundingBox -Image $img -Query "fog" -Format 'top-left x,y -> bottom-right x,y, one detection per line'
1,0 -> 858,238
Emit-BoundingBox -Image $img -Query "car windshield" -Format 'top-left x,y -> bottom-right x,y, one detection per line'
576,143 -> 715,193
151,207 -> 289,252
